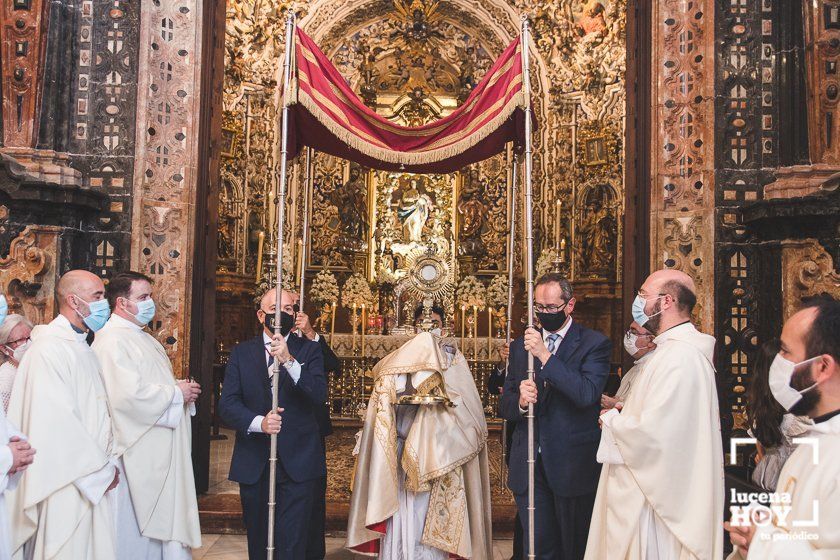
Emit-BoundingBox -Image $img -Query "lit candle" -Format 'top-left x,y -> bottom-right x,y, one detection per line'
352,303 -> 358,352
555,199 -> 562,253
560,237 -> 567,263
461,305 -> 466,349
330,302 -> 336,341
472,305 -> 478,360
361,304 -> 366,358
255,231 -> 265,284
487,307 -> 493,359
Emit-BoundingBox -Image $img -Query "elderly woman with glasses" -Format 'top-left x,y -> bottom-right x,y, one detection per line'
0,314 -> 34,411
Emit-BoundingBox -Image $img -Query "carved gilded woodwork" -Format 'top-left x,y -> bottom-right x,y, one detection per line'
0,225 -> 60,325
148,0 -> 627,365
0,0 -> 50,148
781,239 -> 840,320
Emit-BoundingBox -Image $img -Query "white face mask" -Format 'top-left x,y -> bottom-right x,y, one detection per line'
430,327 -> 442,337
768,354 -> 821,412
623,332 -> 640,356
5,340 -> 29,365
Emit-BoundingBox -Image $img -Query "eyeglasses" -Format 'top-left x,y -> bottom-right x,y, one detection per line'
624,329 -> 652,340
534,303 -> 567,313
6,336 -> 30,348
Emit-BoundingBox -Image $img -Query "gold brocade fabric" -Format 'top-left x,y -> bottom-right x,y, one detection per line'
346,333 -> 493,559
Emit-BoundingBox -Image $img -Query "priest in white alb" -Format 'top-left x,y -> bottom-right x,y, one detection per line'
347,305 -> 493,559
585,269 -> 724,560
725,297 -> 840,558
8,270 -> 119,559
91,272 -> 202,559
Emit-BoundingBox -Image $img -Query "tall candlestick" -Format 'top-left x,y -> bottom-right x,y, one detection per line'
255,231 -> 265,284
461,305 -> 466,350
330,302 -> 336,341
296,239 -> 303,285
472,305 -> 478,360
555,199 -> 562,253
361,304 -> 366,358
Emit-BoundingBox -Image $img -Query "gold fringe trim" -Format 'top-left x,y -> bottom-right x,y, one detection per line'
297,89 -> 526,167
297,42 -> 521,138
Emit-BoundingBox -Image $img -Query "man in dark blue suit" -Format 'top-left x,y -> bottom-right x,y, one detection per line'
219,287 -> 327,560
500,273 -> 612,560
288,294 -> 341,560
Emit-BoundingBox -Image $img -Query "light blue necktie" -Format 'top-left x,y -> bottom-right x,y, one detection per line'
546,333 -> 560,354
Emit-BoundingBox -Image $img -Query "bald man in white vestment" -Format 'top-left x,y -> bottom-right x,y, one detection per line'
726,298 -> 840,559
92,272 -> 202,559
8,270 -> 119,560
585,270 -> 724,560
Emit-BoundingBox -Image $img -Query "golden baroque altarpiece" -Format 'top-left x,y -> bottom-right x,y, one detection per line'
215,0 -> 628,352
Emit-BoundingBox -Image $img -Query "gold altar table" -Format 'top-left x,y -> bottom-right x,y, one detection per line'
328,333 -> 507,361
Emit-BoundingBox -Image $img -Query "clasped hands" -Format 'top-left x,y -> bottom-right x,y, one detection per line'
8,436 -> 35,475
517,327 -> 551,408
177,379 -> 201,404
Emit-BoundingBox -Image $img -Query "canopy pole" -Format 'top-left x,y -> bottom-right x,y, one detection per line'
520,14 -> 536,560
298,147 -> 313,316
501,148 -> 518,488
268,11 -> 296,560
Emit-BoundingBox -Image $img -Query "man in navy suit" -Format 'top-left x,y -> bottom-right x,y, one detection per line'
288,293 -> 341,560
219,287 -> 327,560
500,273 -> 612,560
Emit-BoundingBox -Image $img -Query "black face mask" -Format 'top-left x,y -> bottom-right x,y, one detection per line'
263,304 -> 299,336
536,309 -> 567,332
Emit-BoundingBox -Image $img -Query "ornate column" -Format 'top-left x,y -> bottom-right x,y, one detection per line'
131,0 -> 205,375
0,0 -> 50,148
650,0 -> 716,332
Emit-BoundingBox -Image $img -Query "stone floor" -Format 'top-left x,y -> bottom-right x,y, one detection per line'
193,535 -> 515,559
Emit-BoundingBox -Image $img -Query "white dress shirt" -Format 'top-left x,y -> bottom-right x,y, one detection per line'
247,330 -> 313,434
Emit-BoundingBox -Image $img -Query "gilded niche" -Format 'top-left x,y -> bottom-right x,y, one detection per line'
307,3 -> 507,277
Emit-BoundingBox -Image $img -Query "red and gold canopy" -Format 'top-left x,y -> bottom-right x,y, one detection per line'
286,28 -> 528,173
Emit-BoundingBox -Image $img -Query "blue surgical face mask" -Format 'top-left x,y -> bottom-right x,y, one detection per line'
75,295 -> 111,332
0,295 -> 7,327
131,298 -> 156,326
631,294 -> 663,328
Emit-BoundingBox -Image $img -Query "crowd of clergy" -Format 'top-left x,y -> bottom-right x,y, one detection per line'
0,264 -> 833,560
0,270 -> 201,559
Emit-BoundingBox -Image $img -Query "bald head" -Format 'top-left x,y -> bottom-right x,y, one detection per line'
258,287 -> 297,313
57,270 -> 105,311
647,269 -> 696,293
644,269 -> 697,317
